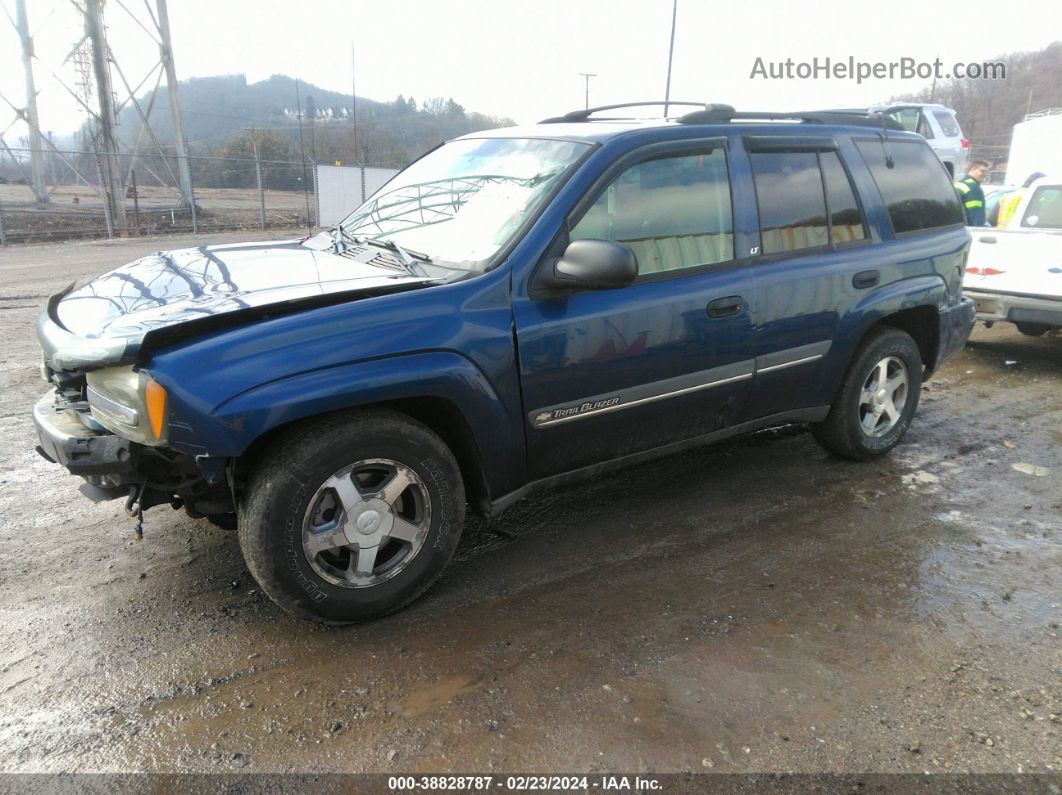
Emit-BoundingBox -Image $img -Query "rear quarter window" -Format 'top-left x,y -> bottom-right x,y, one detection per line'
931,109 -> 962,137
855,139 -> 965,235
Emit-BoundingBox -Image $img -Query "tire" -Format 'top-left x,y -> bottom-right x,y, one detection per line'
207,513 -> 238,530
238,408 -> 465,624
810,327 -> 922,461
1015,322 -> 1050,338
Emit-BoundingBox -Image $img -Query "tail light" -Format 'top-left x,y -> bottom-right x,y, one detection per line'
961,138 -> 970,149
966,266 -> 1005,275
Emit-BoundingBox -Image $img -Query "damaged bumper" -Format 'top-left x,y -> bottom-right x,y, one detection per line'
33,389 -> 233,514
33,390 -> 139,497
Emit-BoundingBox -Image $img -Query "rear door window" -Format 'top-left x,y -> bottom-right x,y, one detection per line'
749,152 -> 828,254
820,151 -> 867,243
887,108 -> 921,132
749,150 -> 867,253
916,113 -> 935,139
855,139 -> 965,235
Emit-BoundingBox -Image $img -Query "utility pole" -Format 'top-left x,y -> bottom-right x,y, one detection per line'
579,73 -> 596,110
294,78 -> 313,234
929,52 -> 939,103
156,0 -> 197,232
15,0 -> 47,203
351,43 -> 359,166
84,0 -> 126,229
663,0 -> 678,117
252,138 -> 266,230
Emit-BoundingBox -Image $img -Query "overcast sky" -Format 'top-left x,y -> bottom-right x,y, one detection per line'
0,0 -> 1057,142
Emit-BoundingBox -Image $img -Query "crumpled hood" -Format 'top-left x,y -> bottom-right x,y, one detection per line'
56,237 -> 432,340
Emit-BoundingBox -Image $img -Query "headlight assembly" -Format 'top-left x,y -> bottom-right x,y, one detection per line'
85,366 -> 168,445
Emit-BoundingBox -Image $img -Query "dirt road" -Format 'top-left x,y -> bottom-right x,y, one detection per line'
0,233 -> 1059,774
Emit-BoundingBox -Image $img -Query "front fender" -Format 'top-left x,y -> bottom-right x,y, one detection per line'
163,351 -> 525,498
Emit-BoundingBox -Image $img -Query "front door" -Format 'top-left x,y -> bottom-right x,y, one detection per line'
513,142 -> 760,480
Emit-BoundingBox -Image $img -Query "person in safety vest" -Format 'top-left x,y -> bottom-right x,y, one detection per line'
954,161 -> 989,226
996,172 -> 1046,227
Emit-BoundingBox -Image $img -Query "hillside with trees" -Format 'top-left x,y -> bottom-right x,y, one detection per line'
105,74 -> 514,188
891,41 -> 1062,164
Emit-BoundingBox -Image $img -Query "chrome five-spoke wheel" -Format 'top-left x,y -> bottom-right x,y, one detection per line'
302,458 -> 431,588
858,355 -> 908,438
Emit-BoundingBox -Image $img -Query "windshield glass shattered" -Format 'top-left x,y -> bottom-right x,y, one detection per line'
338,137 -> 590,271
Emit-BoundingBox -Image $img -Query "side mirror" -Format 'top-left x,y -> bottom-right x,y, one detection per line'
540,239 -> 638,292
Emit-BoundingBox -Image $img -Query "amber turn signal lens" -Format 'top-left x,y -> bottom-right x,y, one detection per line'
144,378 -> 167,440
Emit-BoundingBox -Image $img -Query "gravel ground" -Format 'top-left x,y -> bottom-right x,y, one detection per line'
0,232 -> 1059,775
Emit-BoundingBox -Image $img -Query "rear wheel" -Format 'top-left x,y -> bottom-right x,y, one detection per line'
1015,322 -> 1051,338
810,327 -> 922,460
238,409 -> 465,623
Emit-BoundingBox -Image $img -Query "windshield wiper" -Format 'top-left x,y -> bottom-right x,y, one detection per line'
369,237 -> 431,277
330,224 -> 358,255
336,229 -> 432,277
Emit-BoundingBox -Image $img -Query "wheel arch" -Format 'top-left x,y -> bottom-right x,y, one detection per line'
872,305 -> 940,372
843,275 -> 947,372
234,396 -> 493,517
204,351 -> 524,514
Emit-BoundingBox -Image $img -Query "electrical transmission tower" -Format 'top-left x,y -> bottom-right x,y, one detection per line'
13,0 -> 47,202
2,0 -> 198,234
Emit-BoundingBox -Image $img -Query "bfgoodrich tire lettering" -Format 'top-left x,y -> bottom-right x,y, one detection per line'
810,327 -> 923,461
238,408 -> 465,624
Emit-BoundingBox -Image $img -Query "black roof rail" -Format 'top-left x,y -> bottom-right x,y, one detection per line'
539,102 -> 733,124
677,108 -> 905,131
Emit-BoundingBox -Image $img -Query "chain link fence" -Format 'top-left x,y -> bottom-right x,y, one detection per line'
0,147 -> 392,245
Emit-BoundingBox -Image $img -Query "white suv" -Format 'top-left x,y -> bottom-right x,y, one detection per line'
824,103 -> 969,177
870,103 -> 969,177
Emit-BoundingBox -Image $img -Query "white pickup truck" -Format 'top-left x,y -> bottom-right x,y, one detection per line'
964,177 -> 1062,336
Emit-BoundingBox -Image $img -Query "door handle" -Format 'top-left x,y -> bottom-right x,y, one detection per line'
852,270 -> 879,289
707,295 -> 744,318
979,235 -> 997,244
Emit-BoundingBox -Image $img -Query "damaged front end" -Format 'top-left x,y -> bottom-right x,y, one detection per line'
34,295 -> 235,529
33,378 -> 236,529
32,237 -> 444,530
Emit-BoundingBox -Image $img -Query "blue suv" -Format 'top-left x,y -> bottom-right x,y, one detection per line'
33,103 -> 975,622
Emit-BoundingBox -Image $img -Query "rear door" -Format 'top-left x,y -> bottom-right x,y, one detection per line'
739,134 -> 875,418
512,139 -> 761,479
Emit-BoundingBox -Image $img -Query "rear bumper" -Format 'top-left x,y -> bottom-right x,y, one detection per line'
963,289 -> 1062,329
933,297 -> 976,372
33,390 -> 139,486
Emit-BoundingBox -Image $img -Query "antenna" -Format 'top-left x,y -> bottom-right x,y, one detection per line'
663,0 -> 678,116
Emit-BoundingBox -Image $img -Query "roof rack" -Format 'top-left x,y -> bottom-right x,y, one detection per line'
538,102 -> 905,131
676,108 -> 905,131
539,102 -> 728,124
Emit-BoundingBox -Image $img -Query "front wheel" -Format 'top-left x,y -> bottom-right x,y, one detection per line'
238,409 -> 465,624
810,327 -> 922,461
